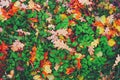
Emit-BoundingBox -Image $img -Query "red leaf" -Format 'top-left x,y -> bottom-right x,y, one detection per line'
0,41 -> 8,54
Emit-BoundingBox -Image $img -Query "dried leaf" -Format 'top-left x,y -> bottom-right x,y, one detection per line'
88,46 -> 94,56
6,70 -> 14,79
56,29 -> 68,37
11,40 -> 25,52
0,0 -> 11,8
54,64 -> 60,71
28,0 -> 41,11
78,0 -> 92,5
16,29 -> 30,36
113,54 -> 120,68
43,64 -> 52,74
47,74 -> 55,80
53,39 -> 72,52
91,39 -> 99,48
28,0 -> 35,9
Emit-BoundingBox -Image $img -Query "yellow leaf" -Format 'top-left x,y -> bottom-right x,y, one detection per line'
60,14 -> 67,20
14,1 -> 21,7
108,39 -> 116,47
31,71 -> 37,76
33,75 -> 41,80
91,39 -> 99,48
100,15 -> 106,24
47,74 -> 55,80
43,65 -> 52,74
77,75 -> 84,80
28,0 -> 35,9
97,27 -> 104,34
115,26 -> 120,32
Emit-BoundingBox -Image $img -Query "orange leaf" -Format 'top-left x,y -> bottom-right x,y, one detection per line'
66,67 -> 75,75
70,0 -> 84,10
30,46 -> 37,64
1,8 -> 10,19
93,21 -> 104,27
77,59 -> 81,69
29,18 -> 38,22
72,10 -> 81,20
69,20 -> 76,26
7,6 -> 18,16
42,71 -> 48,77
115,19 -> 120,26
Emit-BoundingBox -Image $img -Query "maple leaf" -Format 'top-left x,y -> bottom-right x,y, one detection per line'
71,10 -> 82,20
47,74 -> 55,80
16,29 -> 30,36
48,24 -> 55,29
46,17 -> 52,23
29,45 -> 37,64
54,64 -> 60,71
78,0 -> 92,5
43,64 -> 52,74
53,39 -> 72,52
69,0 -> 84,9
11,40 -> 25,52
0,41 -> 8,54
20,3 -> 28,9
80,17 -> 86,22
28,18 -> 38,22
91,39 -> 99,48
104,27 -> 110,35
66,67 -> 75,75
107,15 -> 114,24
88,39 -> 99,56
108,39 -> 116,47
75,53 -> 85,69
0,0 -> 11,8
28,0 -> 35,9
93,21 -> 104,27
33,75 -> 43,80
20,0 -> 26,2
56,29 -> 68,37
0,41 -> 8,60
6,70 -> 14,79
28,0 -> 41,11
113,54 -> 120,68
88,46 -> 94,56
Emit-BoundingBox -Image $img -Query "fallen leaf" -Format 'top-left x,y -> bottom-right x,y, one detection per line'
11,40 -> 25,52
88,46 -> 94,56
66,67 -> 75,75
7,70 -> 14,79
113,54 -> 120,68
108,39 -> 116,47
29,45 -> 37,64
